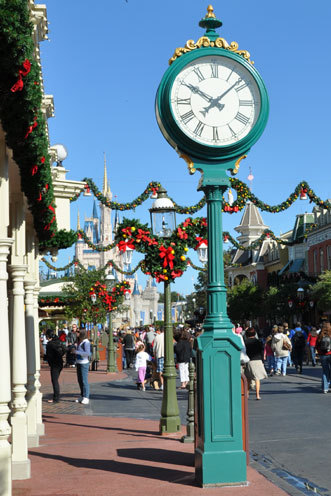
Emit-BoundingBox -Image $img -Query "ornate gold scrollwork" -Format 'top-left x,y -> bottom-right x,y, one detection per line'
178,152 -> 196,175
231,154 -> 247,176
169,36 -> 253,65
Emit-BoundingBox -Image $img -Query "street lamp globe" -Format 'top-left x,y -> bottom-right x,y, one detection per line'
121,246 -> 133,266
51,143 -> 68,166
105,272 -> 115,286
90,293 -> 97,305
149,186 -> 176,238
197,242 -> 208,264
297,287 -> 304,300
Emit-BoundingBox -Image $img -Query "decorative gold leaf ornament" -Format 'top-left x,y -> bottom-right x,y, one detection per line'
178,152 -> 196,175
169,5 -> 253,65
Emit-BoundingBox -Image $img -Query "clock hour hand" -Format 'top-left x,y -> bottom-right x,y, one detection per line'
182,83 -> 213,103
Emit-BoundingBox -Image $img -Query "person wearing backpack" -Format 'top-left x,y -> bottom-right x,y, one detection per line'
290,323 -> 307,374
74,329 -> 91,404
45,329 -> 66,403
271,325 -> 292,376
316,322 -> 331,394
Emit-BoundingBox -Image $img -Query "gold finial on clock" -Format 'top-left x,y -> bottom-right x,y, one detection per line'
206,5 -> 216,18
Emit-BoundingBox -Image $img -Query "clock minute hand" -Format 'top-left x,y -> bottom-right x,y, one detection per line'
215,78 -> 243,103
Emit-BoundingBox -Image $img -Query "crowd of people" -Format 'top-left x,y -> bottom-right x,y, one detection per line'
237,320 -> 331,399
115,325 -> 198,391
41,319 -> 331,404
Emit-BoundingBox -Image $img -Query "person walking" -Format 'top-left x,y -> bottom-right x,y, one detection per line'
153,328 -> 165,390
244,327 -> 267,400
316,322 -> 331,394
271,325 -> 292,376
45,329 -> 66,403
174,329 -> 192,389
74,329 -> 91,405
145,326 -> 156,355
307,326 -> 318,366
122,329 -> 136,369
290,323 -> 307,374
135,344 -> 152,391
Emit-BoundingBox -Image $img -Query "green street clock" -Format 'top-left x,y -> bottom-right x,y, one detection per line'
156,6 -> 269,164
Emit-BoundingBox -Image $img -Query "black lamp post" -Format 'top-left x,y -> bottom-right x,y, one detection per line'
149,186 -> 181,434
105,273 -> 116,372
90,292 -> 98,370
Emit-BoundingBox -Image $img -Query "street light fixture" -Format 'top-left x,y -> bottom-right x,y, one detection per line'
149,188 -> 181,434
90,291 -> 98,370
149,186 -> 176,238
121,246 -> 133,266
197,242 -> 208,264
105,273 -> 116,373
297,287 -> 304,300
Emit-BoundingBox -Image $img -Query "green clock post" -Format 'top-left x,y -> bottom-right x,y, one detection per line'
155,6 -> 269,486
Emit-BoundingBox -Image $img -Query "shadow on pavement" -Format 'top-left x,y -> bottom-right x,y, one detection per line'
117,448 -> 193,467
28,451 -> 196,486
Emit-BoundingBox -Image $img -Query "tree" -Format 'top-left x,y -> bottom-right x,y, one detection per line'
158,291 -> 185,303
310,270 -> 331,312
227,279 -> 263,323
62,269 -> 128,325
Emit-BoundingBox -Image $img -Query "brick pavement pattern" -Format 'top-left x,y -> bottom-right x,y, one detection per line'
12,360 -> 289,496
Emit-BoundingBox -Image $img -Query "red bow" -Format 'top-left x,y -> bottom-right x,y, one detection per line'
117,240 -> 135,252
159,245 -> 175,269
201,218 -> 207,227
177,227 -> 188,240
24,116 -> 38,139
10,59 -> 31,92
171,270 -> 183,279
195,237 -> 207,250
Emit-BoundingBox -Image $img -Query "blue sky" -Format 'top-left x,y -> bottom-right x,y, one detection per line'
40,0 -> 331,295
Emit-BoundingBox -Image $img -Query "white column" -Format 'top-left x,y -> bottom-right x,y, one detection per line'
9,265 -> 30,480
9,192 -> 30,479
0,239 -> 13,496
33,282 -> 44,436
0,128 -> 13,495
25,279 -> 39,448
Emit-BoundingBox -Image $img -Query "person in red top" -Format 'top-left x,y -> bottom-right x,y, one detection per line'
307,326 -> 318,366
316,322 -> 331,394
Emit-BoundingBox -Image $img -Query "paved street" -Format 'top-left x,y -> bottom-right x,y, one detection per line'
36,363 -> 331,496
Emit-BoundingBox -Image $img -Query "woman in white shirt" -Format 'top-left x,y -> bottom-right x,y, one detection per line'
74,329 -> 91,404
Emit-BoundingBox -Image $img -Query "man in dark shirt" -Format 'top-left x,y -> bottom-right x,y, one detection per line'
45,330 -> 65,403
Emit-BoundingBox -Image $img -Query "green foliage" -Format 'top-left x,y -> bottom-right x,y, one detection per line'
310,271 -> 331,311
62,269 -> 129,325
0,0 -> 57,243
227,279 -> 263,322
158,291 -> 185,303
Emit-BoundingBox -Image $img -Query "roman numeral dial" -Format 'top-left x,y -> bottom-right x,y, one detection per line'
170,54 -> 261,147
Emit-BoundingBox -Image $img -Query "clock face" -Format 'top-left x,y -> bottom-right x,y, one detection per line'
170,55 -> 261,147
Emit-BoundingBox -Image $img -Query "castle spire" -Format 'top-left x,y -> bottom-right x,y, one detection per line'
103,152 -> 108,195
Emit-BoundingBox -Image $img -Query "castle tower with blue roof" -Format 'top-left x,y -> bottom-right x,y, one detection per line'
75,157 -> 159,326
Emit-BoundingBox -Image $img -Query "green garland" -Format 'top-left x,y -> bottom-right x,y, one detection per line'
0,0 -> 59,242
39,295 -> 76,307
41,257 -> 84,272
223,179 -> 331,213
